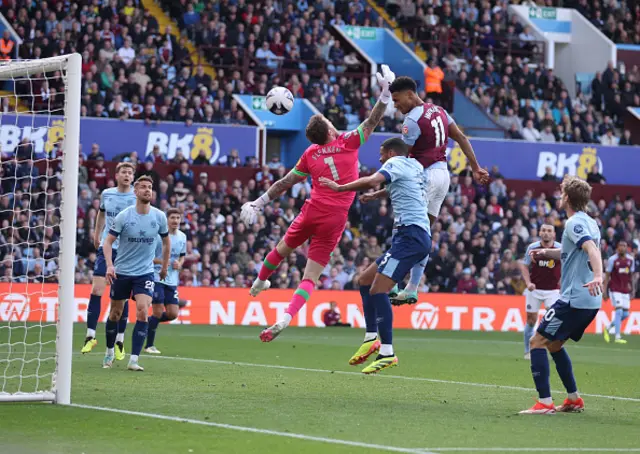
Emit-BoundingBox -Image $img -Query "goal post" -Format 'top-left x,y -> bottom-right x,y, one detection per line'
0,53 -> 80,404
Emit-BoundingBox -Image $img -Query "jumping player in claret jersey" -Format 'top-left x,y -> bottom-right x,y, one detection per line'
603,240 -> 637,344
520,176 -> 602,415
81,162 -> 137,360
240,65 -> 397,343
519,224 -> 562,359
371,76 -> 490,304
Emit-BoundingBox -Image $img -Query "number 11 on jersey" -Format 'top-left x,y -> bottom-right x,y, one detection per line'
431,116 -> 446,147
324,156 -> 340,180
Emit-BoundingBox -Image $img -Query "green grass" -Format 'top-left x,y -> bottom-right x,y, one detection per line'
1,324 -> 640,454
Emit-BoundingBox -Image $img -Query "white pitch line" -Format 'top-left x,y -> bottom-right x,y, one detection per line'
423,449 -> 640,452
68,403 -> 432,454
149,355 -> 640,403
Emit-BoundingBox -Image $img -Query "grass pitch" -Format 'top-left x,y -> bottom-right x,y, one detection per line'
1,325 -> 639,454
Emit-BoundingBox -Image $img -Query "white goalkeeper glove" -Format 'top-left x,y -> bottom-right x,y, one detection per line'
240,193 -> 270,225
376,64 -> 396,104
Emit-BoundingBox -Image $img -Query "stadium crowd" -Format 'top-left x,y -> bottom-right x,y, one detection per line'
0,0 -> 638,296
380,0 -> 639,144
2,147 -> 639,299
2,0 -> 637,141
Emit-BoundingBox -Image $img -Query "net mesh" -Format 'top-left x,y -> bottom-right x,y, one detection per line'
0,58 -> 70,399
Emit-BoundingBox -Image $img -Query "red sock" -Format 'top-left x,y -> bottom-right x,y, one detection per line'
286,279 -> 315,318
258,249 -> 284,281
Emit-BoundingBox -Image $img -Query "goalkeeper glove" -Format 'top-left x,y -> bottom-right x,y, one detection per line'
376,64 -> 396,104
240,193 -> 270,225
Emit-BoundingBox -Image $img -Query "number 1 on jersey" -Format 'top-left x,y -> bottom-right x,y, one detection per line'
324,156 -> 340,180
431,116 -> 446,147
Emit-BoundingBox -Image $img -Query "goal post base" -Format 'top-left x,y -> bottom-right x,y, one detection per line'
0,392 -> 56,402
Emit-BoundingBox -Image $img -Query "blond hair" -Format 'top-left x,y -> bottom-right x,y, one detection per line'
115,162 -> 135,173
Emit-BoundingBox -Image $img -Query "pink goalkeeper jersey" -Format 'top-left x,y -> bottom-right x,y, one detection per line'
293,126 -> 365,213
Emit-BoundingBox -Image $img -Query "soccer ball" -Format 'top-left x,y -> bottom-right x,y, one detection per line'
266,86 -> 294,115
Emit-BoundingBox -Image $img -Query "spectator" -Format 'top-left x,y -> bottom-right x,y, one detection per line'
586,164 -> 606,185
174,161 -> 195,189
522,120 -> 541,142
619,130 -> 634,146
600,129 -> 619,146
540,125 -> 556,143
424,58 -> 444,103
541,166 -> 558,182
0,30 -> 14,61
89,156 -> 108,189
323,302 -> 351,327
456,268 -> 477,293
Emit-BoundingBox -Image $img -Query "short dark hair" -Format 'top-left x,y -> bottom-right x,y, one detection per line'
381,137 -> 408,156
305,114 -> 330,145
167,208 -> 181,218
389,76 -> 417,94
134,175 -> 154,186
617,239 -> 628,247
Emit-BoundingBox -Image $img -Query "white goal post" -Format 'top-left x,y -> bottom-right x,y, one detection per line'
0,54 -> 80,404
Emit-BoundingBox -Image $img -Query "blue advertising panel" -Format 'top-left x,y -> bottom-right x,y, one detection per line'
236,94 -> 316,131
0,115 -> 258,164
356,134 -> 639,185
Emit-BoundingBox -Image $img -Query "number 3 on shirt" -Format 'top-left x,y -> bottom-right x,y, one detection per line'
431,117 -> 446,147
324,156 -> 340,180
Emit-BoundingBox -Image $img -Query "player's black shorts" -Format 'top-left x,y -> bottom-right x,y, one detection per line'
537,300 -> 599,342
110,273 -> 155,301
94,247 -> 117,277
152,282 -> 179,306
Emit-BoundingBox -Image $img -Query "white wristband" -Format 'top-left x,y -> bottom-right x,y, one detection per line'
255,193 -> 271,208
379,91 -> 391,104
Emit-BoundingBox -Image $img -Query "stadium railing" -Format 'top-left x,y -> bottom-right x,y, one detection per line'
394,25 -> 547,65
197,45 -> 371,83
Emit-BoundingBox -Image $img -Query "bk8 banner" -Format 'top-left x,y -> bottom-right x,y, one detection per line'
1,285 -> 639,335
359,134 -> 640,185
0,115 -> 259,164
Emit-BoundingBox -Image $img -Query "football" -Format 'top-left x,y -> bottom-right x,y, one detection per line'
265,86 -> 294,115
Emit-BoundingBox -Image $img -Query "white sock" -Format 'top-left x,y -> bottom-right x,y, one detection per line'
539,397 -> 553,405
86,328 -> 96,338
404,283 -> 418,293
107,348 -> 114,356
568,392 -> 579,401
116,333 -> 125,343
364,332 -> 377,342
130,354 -> 139,363
380,344 -> 394,356
283,313 -> 292,326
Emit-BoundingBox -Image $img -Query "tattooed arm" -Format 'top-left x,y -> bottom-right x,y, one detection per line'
240,169 -> 306,225
264,169 -> 306,200
358,97 -> 389,142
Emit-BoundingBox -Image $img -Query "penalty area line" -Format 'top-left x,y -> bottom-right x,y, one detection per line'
68,403 -> 432,454
148,355 -> 640,403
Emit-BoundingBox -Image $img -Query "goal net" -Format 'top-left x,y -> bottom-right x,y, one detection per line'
0,54 -> 80,404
